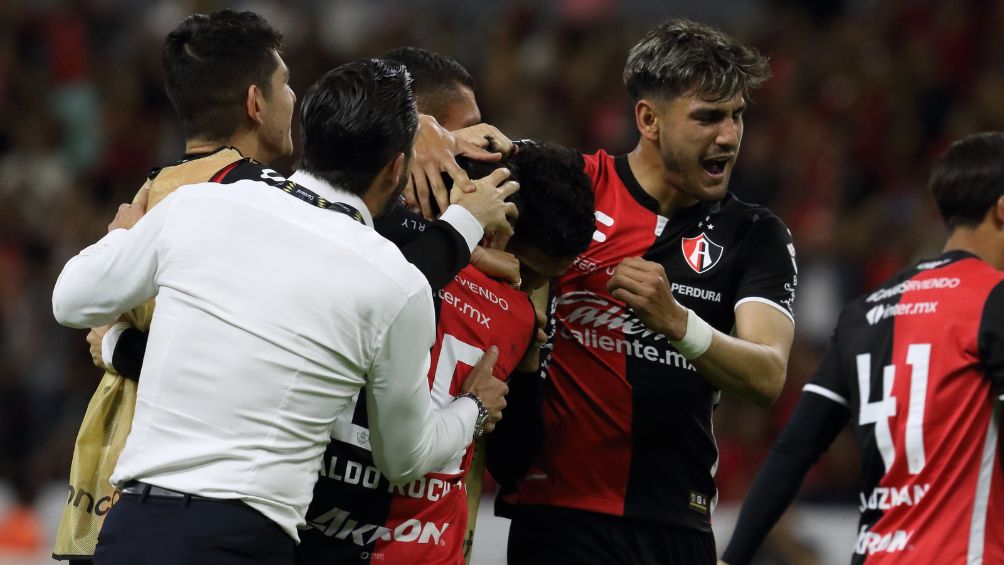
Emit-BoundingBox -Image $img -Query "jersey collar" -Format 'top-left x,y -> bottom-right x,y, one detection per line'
613,154 -> 719,223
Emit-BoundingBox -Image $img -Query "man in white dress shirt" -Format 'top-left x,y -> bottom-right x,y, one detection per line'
52,59 -> 510,565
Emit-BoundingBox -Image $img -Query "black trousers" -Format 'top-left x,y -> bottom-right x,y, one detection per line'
93,490 -> 296,565
507,505 -> 717,565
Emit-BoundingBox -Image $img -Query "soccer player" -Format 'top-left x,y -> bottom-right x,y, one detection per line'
721,132 -> 1004,564
297,141 -> 595,565
500,19 -> 798,565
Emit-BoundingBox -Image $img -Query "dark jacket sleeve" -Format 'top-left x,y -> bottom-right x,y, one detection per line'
485,369 -> 545,515
721,391 -> 850,565
111,327 -> 148,381
375,204 -> 470,291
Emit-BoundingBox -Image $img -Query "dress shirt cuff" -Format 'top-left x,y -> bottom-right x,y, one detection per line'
451,395 -> 481,440
439,205 -> 484,253
102,322 -> 131,373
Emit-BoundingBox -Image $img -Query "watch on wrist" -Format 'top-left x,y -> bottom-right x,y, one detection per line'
456,392 -> 488,440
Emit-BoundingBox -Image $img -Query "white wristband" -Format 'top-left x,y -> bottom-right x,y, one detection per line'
101,322 -> 131,373
669,308 -> 713,360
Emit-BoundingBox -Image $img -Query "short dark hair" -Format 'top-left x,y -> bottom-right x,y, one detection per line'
929,132 -> 1004,229
623,19 -> 769,103
382,47 -> 474,118
298,59 -> 418,196
163,10 -> 283,141
453,142 -> 595,259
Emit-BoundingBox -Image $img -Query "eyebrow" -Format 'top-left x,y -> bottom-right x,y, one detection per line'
690,104 -> 745,119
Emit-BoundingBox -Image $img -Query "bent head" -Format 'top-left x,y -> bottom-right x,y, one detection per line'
456,142 -> 596,291
624,19 -> 769,201
298,59 -> 418,217
163,10 -> 295,162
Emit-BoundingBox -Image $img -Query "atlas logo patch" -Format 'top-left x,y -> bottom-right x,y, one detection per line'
682,233 -> 724,274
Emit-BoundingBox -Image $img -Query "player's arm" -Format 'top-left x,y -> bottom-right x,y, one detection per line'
52,193 -> 169,329
979,280 -> 1004,403
608,258 -> 793,404
609,216 -> 796,405
720,389 -> 850,564
691,302 -> 793,404
377,168 -> 519,290
485,299 -> 548,489
978,279 -> 1004,461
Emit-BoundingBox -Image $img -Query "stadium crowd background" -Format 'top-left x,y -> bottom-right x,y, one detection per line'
0,0 -> 1001,562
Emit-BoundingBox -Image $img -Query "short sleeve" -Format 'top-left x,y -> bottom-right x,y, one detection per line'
804,326 -> 851,408
978,279 -> 1004,400
736,214 -> 797,323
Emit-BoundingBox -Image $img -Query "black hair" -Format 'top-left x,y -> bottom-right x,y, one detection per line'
452,141 -> 595,259
298,59 -> 418,196
163,9 -> 283,141
623,19 -> 769,103
929,131 -> 1004,229
382,47 -> 474,118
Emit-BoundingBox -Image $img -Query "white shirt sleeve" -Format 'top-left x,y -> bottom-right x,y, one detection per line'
365,288 -> 478,484
52,200 -> 170,329
438,204 -> 483,253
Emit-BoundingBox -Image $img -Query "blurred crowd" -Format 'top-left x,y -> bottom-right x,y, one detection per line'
1,0 -> 1002,558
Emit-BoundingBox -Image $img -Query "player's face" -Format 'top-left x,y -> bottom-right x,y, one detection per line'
437,85 -> 481,131
260,51 -> 296,162
510,243 -> 575,292
655,91 -> 745,201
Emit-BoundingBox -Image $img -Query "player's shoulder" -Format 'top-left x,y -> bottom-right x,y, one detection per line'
454,266 -> 533,311
580,149 -> 613,180
716,193 -> 793,247
719,193 -> 787,227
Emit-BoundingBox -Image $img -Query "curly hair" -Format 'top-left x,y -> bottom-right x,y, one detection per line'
454,141 -> 595,259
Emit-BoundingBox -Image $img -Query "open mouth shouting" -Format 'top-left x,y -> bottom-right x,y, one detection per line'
701,155 -> 732,179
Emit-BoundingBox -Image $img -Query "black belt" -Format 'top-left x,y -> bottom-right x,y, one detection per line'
120,481 -> 212,501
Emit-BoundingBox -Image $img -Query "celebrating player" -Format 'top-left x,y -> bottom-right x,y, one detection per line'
499,19 -> 798,565
298,141 -> 595,565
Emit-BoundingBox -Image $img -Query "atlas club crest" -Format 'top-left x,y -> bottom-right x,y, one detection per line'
681,233 -> 724,274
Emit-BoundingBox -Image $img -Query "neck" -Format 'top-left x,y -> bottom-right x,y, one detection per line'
186,129 -> 270,163
943,223 -> 1004,270
627,139 -> 698,216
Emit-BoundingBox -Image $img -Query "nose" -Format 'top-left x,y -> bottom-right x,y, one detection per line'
716,118 -> 740,149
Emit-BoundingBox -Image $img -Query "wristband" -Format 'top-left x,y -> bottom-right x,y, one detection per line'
102,322 -> 131,373
668,308 -> 713,360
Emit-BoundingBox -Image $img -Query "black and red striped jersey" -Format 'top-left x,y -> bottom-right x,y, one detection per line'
514,150 -> 797,531
805,250 -> 1004,563
299,265 -> 536,565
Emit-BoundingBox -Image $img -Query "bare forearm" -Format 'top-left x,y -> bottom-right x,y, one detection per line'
691,331 -> 786,405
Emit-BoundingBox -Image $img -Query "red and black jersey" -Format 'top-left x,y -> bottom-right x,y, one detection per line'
299,265 -> 536,565
514,150 -> 797,531
805,250 -> 1004,563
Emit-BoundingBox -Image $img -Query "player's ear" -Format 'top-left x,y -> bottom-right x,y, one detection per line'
635,99 -> 661,142
245,84 -> 265,126
389,151 -> 407,186
993,194 -> 1004,229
